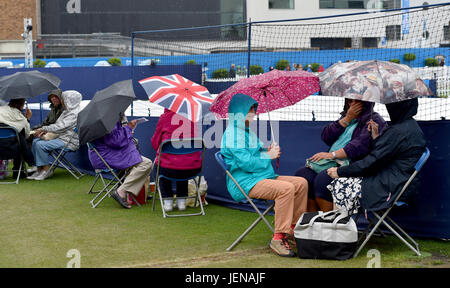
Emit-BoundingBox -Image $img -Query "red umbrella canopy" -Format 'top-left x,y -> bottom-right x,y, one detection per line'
139,74 -> 214,122
210,69 -> 320,118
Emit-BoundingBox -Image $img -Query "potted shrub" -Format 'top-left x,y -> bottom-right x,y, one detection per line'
185,59 -> 196,65
212,68 -> 229,79
403,53 -> 416,65
389,59 -> 401,64
107,58 -> 122,66
33,59 -> 47,68
310,63 -> 320,72
250,65 -> 264,75
424,58 -> 439,67
275,59 -> 290,71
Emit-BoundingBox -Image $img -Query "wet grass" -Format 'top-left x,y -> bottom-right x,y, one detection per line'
0,169 -> 448,268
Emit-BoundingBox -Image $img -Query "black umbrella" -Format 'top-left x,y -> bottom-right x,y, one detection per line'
0,70 -> 61,101
77,79 -> 136,146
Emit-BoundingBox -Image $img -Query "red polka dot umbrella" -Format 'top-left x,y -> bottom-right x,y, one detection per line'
210,69 -> 320,119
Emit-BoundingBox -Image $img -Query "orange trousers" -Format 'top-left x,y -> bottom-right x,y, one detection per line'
249,176 -> 308,234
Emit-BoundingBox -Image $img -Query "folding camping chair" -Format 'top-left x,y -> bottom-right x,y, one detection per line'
87,142 -> 141,208
47,128 -> 84,180
215,152 -> 275,252
0,126 -> 26,184
353,147 -> 430,257
152,138 -> 206,218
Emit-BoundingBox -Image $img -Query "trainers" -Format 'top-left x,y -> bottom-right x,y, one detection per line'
34,170 -> 52,181
269,238 -> 295,257
27,166 -> 37,173
163,200 -> 173,212
176,198 -> 186,211
286,233 -> 297,252
27,170 -> 42,180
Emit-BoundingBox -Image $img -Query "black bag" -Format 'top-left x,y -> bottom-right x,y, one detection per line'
294,209 -> 358,260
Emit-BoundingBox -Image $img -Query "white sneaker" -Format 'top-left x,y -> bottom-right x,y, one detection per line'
27,166 -> 37,173
176,198 -> 186,211
34,169 -> 53,181
163,199 -> 173,212
26,171 -> 42,180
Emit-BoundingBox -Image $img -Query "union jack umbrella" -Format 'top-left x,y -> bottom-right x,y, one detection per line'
138,74 -> 214,122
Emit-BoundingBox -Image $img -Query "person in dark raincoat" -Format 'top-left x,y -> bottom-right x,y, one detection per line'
295,99 -> 386,212
32,89 -> 64,130
327,98 -> 426,215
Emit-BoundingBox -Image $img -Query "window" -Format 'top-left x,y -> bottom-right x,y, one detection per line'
269,0 -> 294,9
362,37 -> 378,48
444,26 -> 450,40
386,25 -> 401,41
311,38 -> 352,50
319,0 -> 400,9
382,0 -> 401,9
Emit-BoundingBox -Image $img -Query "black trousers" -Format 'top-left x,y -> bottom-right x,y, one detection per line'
159,167 -> 201,198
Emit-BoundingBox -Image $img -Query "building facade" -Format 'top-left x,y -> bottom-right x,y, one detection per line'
247,0 -> 449,49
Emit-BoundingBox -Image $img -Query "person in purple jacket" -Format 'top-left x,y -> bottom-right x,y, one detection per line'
295,99 -> 386,212
88,119 -> 153,209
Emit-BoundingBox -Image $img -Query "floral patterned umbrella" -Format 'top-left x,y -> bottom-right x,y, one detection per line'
319,60 -> 433,104
210,69 -> 320,118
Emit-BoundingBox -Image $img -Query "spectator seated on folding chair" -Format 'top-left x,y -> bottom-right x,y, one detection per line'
87,120 -> 153,209
87,142 -> 135,208
354,147 -> 430,257
152,138 -> 206,218
217,94 -> 309,257
325,98 -> 429,258
0,125 -> 33,184
28,90 -> 83,181
215,152 -> 275,252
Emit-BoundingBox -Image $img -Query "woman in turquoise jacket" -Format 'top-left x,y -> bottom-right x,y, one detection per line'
221,93 -> 308,257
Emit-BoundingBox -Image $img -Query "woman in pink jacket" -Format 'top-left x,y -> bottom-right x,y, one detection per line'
151,109 -> 202,212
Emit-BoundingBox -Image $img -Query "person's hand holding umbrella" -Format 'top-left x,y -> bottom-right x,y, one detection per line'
25,107 -> 32,121
367,119 -> 380,140
267,143 -> 281,160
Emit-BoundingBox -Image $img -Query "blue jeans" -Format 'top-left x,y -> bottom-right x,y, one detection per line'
32,138 -> 65,167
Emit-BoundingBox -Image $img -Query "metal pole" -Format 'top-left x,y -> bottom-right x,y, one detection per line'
131,30 -> 135,117
23,18 -> 33,68
247,20 -> 252,78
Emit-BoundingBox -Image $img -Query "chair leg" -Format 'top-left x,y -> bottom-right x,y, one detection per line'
226,203 -> 275,252
90,180 -> 120,208
375,213 -> 421,256
353,211 -> 388,258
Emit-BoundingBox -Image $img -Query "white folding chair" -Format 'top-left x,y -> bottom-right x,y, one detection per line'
215,151 -> 275,251
354,147 -> 431,257
152,138 -> 206,218
87,142 -> 140,208
0,126 -> 25,184
47,128 -> 84,180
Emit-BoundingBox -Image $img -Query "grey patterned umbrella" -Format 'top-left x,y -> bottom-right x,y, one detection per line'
77,79 -> 136,146
0,70 -> 61,101
319,60 -> 433,104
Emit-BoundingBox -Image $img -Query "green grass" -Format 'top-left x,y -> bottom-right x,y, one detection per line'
0,169 -> 448,268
